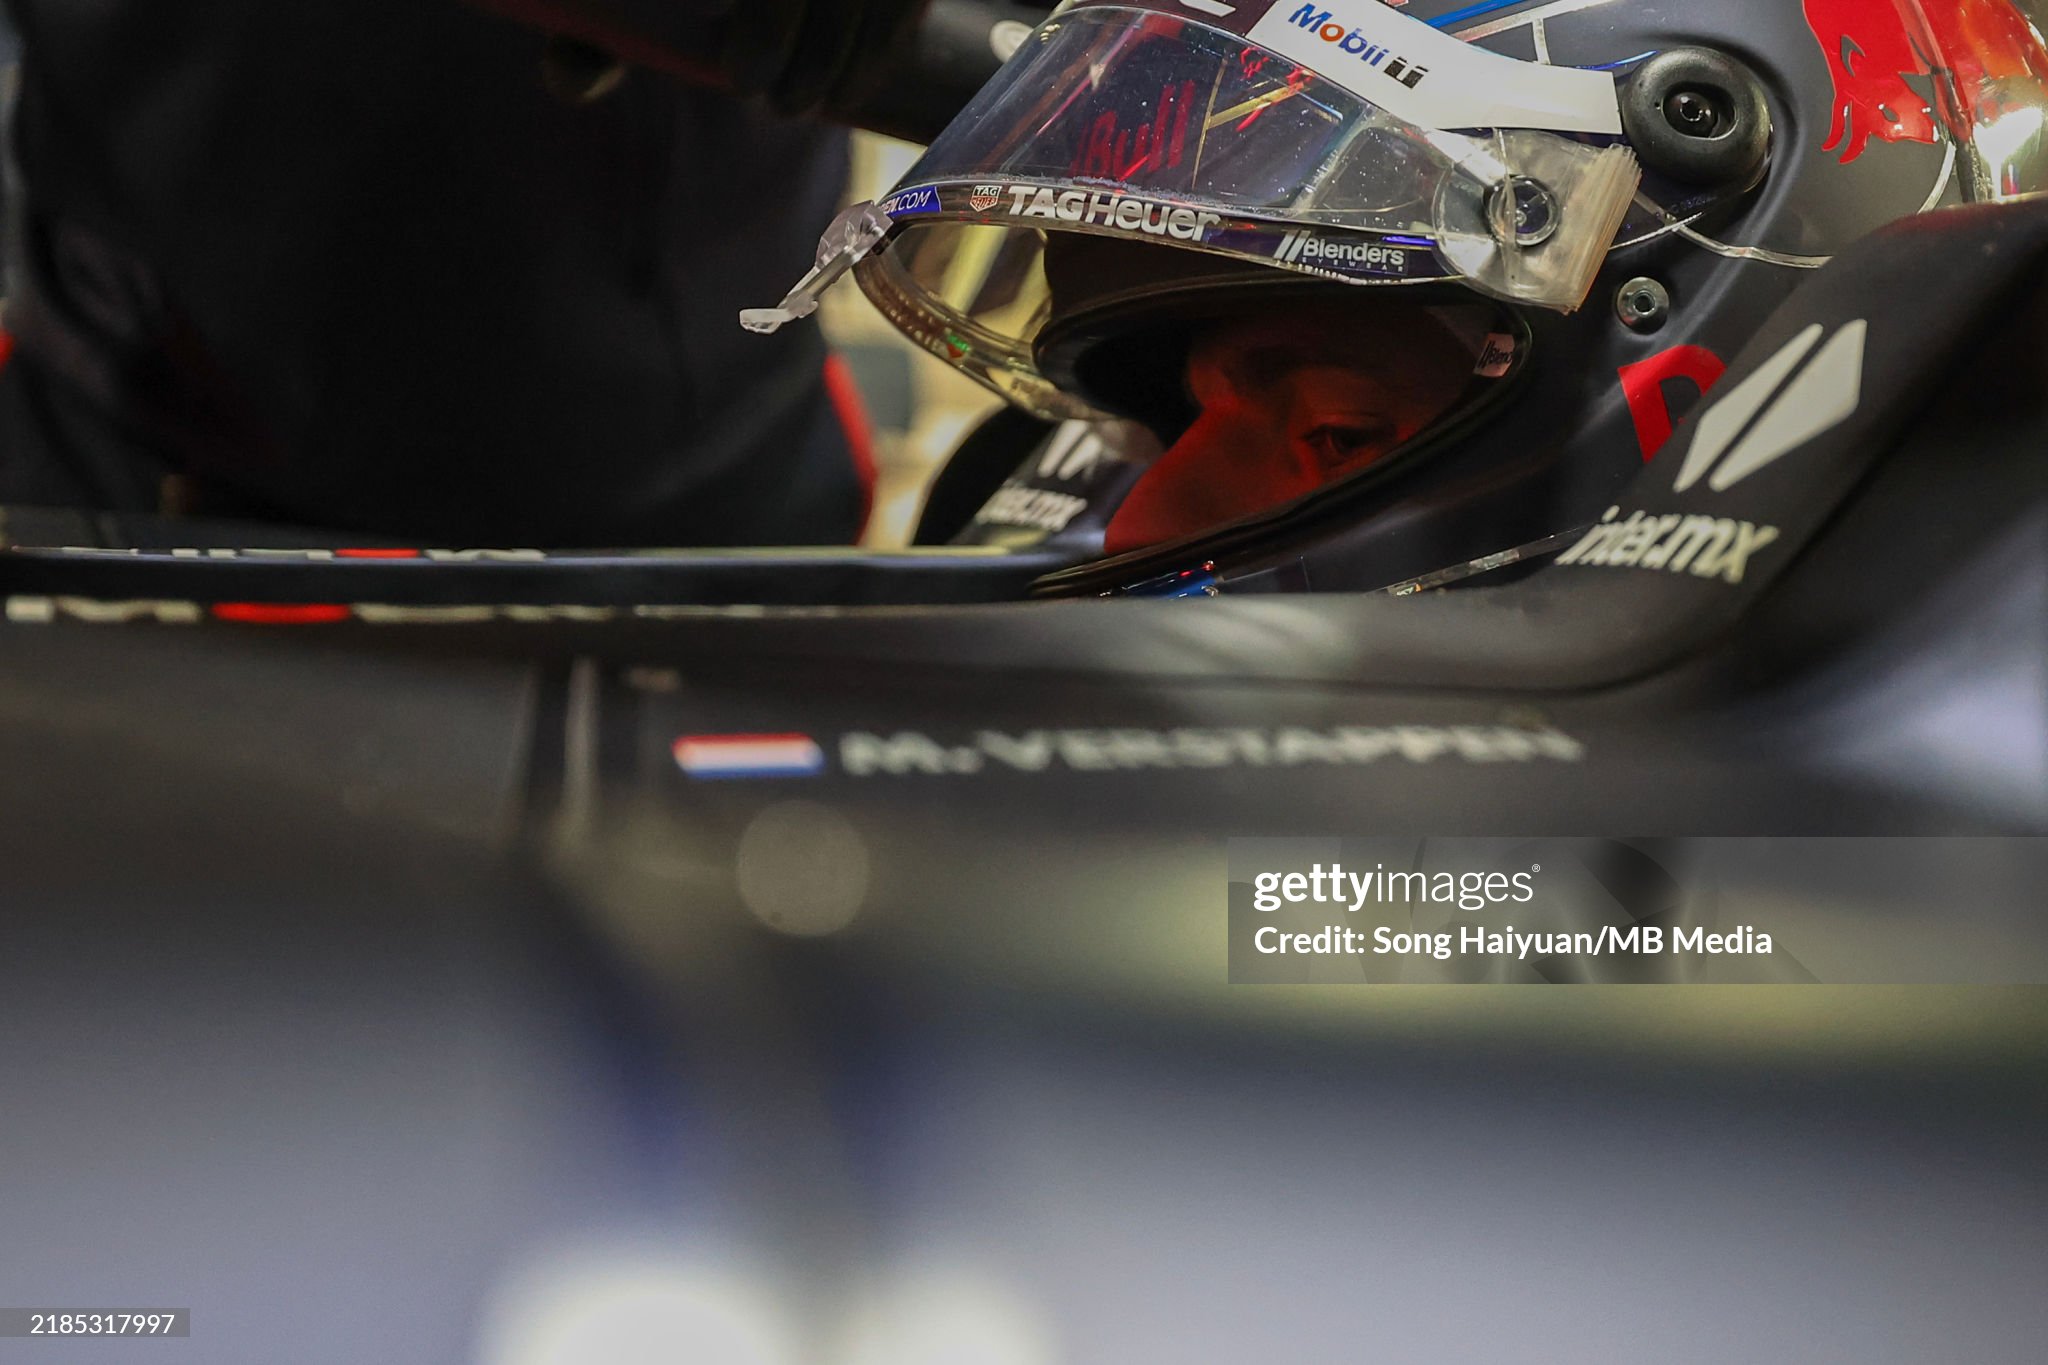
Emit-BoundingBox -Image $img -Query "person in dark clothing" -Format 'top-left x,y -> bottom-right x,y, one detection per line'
0,1 -> 929,545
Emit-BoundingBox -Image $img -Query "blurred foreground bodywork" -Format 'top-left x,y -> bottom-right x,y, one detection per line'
2,160 -> 2047,1365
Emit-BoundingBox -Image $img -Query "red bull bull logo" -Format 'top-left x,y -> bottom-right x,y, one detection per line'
1805,0 -> 2048,163
1069,79 -> 1200,181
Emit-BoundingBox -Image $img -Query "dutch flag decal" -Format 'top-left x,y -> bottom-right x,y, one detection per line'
673,733 -> 826,780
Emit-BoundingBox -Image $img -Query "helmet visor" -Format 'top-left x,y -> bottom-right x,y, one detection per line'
747,2 -> 1639,417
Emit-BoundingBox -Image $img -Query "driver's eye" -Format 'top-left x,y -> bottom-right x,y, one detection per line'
1301,422 -> 1394,474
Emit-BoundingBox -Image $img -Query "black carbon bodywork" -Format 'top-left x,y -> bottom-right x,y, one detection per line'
1,191 -> 2043,1365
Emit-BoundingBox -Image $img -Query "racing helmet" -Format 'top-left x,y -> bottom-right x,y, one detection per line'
749,0 -> 2048,593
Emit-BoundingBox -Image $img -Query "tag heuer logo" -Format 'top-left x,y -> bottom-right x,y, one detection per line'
969,185 -> 1004,212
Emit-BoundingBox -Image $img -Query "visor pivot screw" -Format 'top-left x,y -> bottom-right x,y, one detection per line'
1663,89 -> 1727,137
1488,177 -> 1560,248
1615,277 -> 1671,332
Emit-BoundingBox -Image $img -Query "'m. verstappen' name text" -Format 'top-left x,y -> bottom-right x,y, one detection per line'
842,725 -> 1582,776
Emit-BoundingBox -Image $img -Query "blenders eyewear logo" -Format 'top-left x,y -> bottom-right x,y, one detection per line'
1475,333 -> 1516,378
1281,4 -> 1430,90
1271,229 -> 1410,277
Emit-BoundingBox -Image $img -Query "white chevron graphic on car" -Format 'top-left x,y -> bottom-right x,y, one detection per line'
1675,319 -> 1868,494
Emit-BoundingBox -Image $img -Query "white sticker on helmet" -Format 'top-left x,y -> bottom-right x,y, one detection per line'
1247,1 -> 1622,134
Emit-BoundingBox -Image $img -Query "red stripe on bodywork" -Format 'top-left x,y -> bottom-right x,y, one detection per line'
210,602 -> 352,625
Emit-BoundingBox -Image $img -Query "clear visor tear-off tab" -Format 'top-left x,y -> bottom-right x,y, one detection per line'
740,201 -> 895,335
1432,132 -> 1641,312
